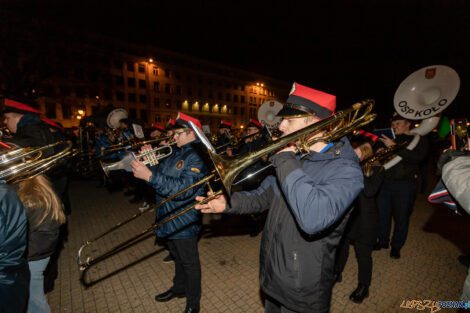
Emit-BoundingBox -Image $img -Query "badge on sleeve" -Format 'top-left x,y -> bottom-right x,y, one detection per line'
176,160 -> 184,170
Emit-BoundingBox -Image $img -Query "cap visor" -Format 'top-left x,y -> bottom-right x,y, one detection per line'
276,107 -> 311,117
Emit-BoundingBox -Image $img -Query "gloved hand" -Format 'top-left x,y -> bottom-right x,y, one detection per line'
436,149 -> 469,175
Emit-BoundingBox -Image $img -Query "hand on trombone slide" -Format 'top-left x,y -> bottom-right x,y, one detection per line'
195,192 -> 227,214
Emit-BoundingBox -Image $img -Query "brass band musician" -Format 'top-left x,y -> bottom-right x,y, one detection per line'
131,113 -> 208,313
196,82 -> 364,313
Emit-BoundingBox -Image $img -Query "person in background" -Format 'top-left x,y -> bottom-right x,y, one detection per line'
149,123 -> 165,139
215,120 -> 232,154
375,112 -> 428,259
15,174 -> 66,313
137,123 -> 165,212
118,118 -> 134,142
0,183 -> 29,313
334,132 -> 383,304
232,118 -> 270,236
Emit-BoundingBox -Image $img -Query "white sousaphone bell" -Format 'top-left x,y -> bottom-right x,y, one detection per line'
258,100 -> 283,131
106,108 -> 128,129
384,65 -> 460,169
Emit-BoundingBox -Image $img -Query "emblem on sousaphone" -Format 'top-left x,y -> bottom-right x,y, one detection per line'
425,68 -> 436,79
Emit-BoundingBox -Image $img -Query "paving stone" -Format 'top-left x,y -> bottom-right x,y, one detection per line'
47,179 -> 468,313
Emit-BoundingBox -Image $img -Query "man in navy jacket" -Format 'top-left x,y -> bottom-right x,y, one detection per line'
131,113 -> 208,313
0,183 -> 29,313
196,83 -> 364,313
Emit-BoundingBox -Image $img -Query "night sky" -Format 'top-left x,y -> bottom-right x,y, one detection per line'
3,0 -> 469,124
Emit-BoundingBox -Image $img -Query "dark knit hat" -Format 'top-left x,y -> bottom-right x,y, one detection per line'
277,82 -> 336,118
390,111 -> 411,123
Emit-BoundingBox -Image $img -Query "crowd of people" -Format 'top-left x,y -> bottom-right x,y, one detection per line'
0,80 -> 469,313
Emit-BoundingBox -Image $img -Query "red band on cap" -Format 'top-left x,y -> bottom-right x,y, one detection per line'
152,123 -> 165,131
220,120 -> 232,127
41,117 -> 63,129
358,129 -> 378,144
176,112 -> 202,130
5,99 -> 41,114
249,119 -> 263,129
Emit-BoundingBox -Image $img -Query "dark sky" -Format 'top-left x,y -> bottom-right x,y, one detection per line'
4,0 -> 470,120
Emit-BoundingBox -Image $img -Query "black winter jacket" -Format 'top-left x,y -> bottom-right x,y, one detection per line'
383,134 -> 428,182
24,207 -> 60,261
346,166 -> 384,245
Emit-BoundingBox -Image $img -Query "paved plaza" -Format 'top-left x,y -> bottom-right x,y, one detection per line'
47,178 -> 470,313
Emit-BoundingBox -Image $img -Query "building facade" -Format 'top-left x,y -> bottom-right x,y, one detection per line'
0,10 -> 289,132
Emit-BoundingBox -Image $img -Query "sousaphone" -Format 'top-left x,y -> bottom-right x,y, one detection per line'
106,108 -> 128,129
384,65 -> 460,169
258,100 -> 283,133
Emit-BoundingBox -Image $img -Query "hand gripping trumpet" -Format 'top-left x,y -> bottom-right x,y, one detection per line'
76,100 -> 376,277
99,143 -> 174,177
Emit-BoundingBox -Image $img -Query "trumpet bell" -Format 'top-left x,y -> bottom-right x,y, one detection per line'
100,153 -> 134,177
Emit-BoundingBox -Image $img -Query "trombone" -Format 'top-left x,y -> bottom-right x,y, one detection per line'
0,141 -> 74,183
100,143 -> 175,177
76,99 -> 376,272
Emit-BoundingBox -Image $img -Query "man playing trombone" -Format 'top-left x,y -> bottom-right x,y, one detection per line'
131,113 -> 208,313
196,83 -> 364,313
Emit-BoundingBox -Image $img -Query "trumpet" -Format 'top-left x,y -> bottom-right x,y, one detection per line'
77,100 -> 376,274
215,131 -> 263,152
361,141 -> 408,177
101,136 -> 174,154
100,143 -> 174,177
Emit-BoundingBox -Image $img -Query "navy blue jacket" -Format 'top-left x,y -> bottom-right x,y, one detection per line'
226,137 -> 364,313
0,184 -> 29,313
148,140 -> 208,239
